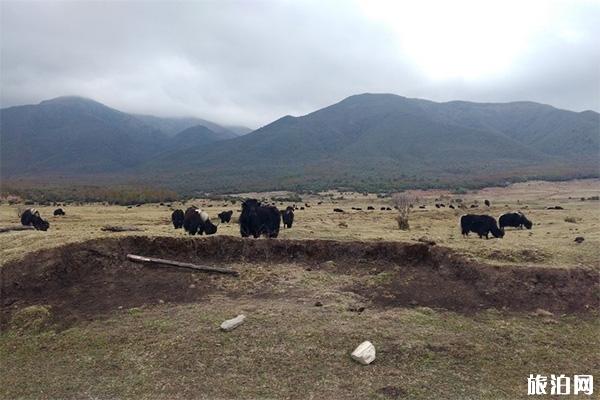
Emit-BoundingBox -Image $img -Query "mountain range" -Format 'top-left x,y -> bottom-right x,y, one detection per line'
0,96 -> 248,177
1,94 -> 598,193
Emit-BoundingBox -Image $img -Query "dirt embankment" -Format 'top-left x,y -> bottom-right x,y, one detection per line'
1,236 -> 598,329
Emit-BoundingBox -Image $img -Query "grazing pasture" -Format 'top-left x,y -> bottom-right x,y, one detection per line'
1,179 -> 598,268
0,179 -> 598,399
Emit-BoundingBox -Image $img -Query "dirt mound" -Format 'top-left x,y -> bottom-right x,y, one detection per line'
1,236 -> 597,329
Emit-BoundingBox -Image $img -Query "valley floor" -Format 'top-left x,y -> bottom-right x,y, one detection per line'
1,179 -> 598,269
1,179 -> 598,399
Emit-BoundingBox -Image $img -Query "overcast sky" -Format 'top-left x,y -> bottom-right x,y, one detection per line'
1,0 -> 598,128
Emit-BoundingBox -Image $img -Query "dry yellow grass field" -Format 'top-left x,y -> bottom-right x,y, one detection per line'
1,179 -> 598,268
1,179 -> 598,400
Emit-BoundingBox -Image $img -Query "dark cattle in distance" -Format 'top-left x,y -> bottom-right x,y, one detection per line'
281,206 -> 294,228
547,206 -> 564,210
171,209 -> 184,229
53,208 -> 66,216
333,208 -> 345,213
386,207 -> 392,211
499,212 -> 532,229
484,200 -> 491,207
300,207 -> 305,210
20,208 -> 50,231
367,206 -> 375,210
460,214 -> 504,239
380,207 -> 386,210
449,205 -> 455,209
470,204 -> 479,208
419,205 -> 426,209
239,199 -> 280,238
217,210 -> 234,223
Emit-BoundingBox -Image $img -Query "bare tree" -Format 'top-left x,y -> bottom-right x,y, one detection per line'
392,193 -> 413,230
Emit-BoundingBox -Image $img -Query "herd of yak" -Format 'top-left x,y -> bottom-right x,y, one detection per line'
171,199 -> 294,238
17,200 -> 533,240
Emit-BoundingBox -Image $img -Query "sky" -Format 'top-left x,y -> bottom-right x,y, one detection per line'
1,0 -> 599,128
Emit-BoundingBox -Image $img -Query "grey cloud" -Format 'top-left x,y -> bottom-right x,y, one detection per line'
1,0 -> 598,128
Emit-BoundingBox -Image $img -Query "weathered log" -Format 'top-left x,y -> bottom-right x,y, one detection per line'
126,254 -> 239,276
101,225 -> 145,232
0,225 -> 36,233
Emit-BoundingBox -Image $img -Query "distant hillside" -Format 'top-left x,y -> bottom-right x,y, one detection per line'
135,114 -> 246,138
168,125 -> 230,151
143,94 -> 598,192
2,94 -> 597,193
0,96 -> 241,177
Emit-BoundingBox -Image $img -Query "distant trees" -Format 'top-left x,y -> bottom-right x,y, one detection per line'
1,184 -> 179,205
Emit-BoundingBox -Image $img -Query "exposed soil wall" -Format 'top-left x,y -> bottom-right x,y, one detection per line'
1,236 -> 597,329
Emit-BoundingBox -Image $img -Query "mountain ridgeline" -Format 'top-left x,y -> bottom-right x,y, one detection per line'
0,96 -> 246,177
1,94 -> 597,193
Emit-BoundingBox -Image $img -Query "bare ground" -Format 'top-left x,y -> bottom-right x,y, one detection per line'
2,236 -> 597,331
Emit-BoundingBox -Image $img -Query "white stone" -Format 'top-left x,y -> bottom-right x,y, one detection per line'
351,341 -> 376,365
220,314 -> 246,331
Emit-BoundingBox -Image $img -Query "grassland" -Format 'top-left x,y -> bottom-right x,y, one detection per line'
1,179 -> 598,399
1,179 -> 598,268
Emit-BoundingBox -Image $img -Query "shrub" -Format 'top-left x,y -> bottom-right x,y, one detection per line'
392,193 -> 414,231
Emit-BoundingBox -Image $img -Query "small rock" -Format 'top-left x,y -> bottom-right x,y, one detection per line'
220,314 -> 246,331
417,236 -> 436,246
534,308 -> 554,317
189,284 -> 196,288
574,236 -> 585,243
351,341 -> 376,365
314,301 -> 323,307
158,299 -> 165,304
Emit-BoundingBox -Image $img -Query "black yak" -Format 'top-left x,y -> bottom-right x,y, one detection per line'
20,208 -> 50,231
499,212 -> 532,230
281,206 -> 294,228
367,206 -> 375,210
53,208 -> 65,216
239,199 -> 280,238
218,210 -> 234,223
171,209 -> 184,229
333,208 -> 345,213
183,207 -> 218,235
484,199 -> 491,207
460,214 -> 504,239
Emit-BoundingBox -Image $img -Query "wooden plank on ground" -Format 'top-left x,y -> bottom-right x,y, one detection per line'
126,254 -> 239,276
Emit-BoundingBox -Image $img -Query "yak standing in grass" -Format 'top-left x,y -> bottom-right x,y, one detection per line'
460,214 -> 504,239
53,208 -> 66,216
183,207 -> 218,235
218,210 -> 234,223
239,199 -> 280,238
281,206 -> 294,228
499,212 -> 533,230
20,208 -> 50,231
171,209 -> 185,229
